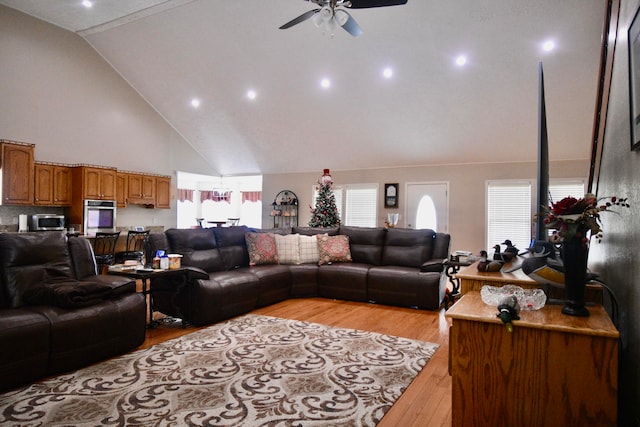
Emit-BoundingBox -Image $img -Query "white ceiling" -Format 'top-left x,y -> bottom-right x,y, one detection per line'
0,0 -> 607,176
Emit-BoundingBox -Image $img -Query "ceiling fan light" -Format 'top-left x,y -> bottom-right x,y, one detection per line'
334,9 -> 349,26
320,6 -> 333,22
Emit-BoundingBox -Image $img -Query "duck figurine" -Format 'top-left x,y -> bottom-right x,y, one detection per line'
478,249 -> 504,272
492,244 -> 503,261
520,240 -> 565,287
501,239 -> 519,262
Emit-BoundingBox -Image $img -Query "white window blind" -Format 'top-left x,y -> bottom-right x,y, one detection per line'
548,180 -> 586,205
311,183 -> 377,227
487,181 -> 532,253
487,179 -> 586,253
345,186 -> 377,227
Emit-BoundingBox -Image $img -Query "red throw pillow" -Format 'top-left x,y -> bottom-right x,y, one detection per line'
317,234 -> 352,265
245,232 -> 279,266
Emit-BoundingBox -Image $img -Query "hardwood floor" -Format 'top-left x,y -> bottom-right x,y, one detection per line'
139,298 -> 453,427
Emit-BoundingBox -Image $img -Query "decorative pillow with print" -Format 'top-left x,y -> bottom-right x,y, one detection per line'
274,234 -> 300,265
245,232 -> 279,266
317,234 -> 352,265
298,234 -> 320,264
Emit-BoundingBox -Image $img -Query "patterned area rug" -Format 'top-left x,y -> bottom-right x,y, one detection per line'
0,314 -> 438,426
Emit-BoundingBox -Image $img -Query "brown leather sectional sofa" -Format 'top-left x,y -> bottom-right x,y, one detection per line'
148,225 -> 451,326
0,232 -> 146,392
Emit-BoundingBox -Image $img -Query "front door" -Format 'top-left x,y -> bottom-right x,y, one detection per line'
405,182 -> 449,232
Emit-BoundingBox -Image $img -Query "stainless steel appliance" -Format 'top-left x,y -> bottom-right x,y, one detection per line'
83,199 -> 116,235
29,214 -> 65,231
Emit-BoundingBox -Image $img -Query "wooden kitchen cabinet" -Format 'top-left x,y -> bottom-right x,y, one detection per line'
34,163 -> 72,206
155,176 -> 171,209
116,172 -> 128,207
73,166 -> 116,201
446,292 -> 618,427
0,140 -> 34,205
127,173 -> 155,204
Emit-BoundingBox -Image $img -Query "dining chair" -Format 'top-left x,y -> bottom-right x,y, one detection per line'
196,218 -> 206,228
93,231 -> 121,274
227,218 -> 240,226
114,229 -> 150,265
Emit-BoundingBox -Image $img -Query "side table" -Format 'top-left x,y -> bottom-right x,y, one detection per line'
108,267 -> 191,328
443,259 -> 472,308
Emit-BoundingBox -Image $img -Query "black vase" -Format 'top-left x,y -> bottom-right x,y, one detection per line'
560,235 -> 590,317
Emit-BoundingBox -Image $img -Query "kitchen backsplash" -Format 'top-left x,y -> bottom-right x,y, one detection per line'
0,205 -> 64,232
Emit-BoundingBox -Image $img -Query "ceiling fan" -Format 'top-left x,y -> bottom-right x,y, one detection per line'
279,0 -> 408,37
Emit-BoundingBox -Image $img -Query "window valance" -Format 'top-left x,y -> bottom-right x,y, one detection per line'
177,188 -> 194,202
242,191 -> 262,203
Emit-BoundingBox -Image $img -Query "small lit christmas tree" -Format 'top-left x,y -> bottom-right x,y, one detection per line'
309,169 -> 340,227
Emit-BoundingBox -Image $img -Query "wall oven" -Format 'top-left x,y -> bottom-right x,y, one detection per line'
83,199 -> 116,235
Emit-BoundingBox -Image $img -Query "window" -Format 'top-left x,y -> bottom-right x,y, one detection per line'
312,183 -> 378,227
415,196 -> 438,230
486,179 -> 585,253
487,181 -> 532,253
344,185 -> 377,227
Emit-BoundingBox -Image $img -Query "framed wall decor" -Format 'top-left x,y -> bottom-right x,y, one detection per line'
629,4 -> 640,150
384,183 -> 398,208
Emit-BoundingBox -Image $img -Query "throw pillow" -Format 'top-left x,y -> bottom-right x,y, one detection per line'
317,234 -> 352,265
245,232 -> 279,266
275,234 -> 300,265
298,234 -> 320,264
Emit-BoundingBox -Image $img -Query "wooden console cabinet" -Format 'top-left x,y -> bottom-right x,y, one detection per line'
446,292 -> 618,427
0,140 -> 34,205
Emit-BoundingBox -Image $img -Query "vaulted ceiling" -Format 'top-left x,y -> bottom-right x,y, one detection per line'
0,0 -> 607,176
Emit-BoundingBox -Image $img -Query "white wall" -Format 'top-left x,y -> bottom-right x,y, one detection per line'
0,5 -> 215,230
263,158 -> 588,253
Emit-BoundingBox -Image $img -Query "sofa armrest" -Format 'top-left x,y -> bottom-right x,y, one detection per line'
183,266 -> 209,281
420,258 -> 446,273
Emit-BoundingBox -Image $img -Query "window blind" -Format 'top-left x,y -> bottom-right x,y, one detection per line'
487,181 -> 532,252
345,186 -> 377,227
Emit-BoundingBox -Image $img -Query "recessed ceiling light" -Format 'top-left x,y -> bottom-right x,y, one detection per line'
246,90 -> 257,100
82,0 -> 93,8
542,40 -> 555,52
320,78 -> 331,89
190,98 -> 201,108
455,55 -> 467,67
382,67 -> 394,79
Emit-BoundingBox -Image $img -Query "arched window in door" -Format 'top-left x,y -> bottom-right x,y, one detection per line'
415,195 -> 437,230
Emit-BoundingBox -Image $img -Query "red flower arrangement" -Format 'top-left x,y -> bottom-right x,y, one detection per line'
538,193 -> 630,245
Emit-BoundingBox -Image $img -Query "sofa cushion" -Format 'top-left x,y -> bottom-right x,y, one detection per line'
0,308 -> 50,391
274,234 -> 300,265
338,226 -> 386,265
293,226 -> 339,236
381,228 -> 436,268
0,232 -> 74,308
317,234 -> 352,265
68,236 -> 98,278
214,226 -> 251,270
298,234 -> 320,264
245,232 -> 279,266
166,228 -> 225,272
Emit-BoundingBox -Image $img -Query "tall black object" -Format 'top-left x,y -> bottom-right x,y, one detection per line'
534,62 -> 549,243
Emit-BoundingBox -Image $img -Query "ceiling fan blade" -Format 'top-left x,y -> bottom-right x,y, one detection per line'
335,10 -> 362,37
347,0 -> 407,8
279,9 -> 320,29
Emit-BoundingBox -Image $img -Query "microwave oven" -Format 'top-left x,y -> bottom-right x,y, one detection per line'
29,214 -> 65,231
83,199 -> 117,235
